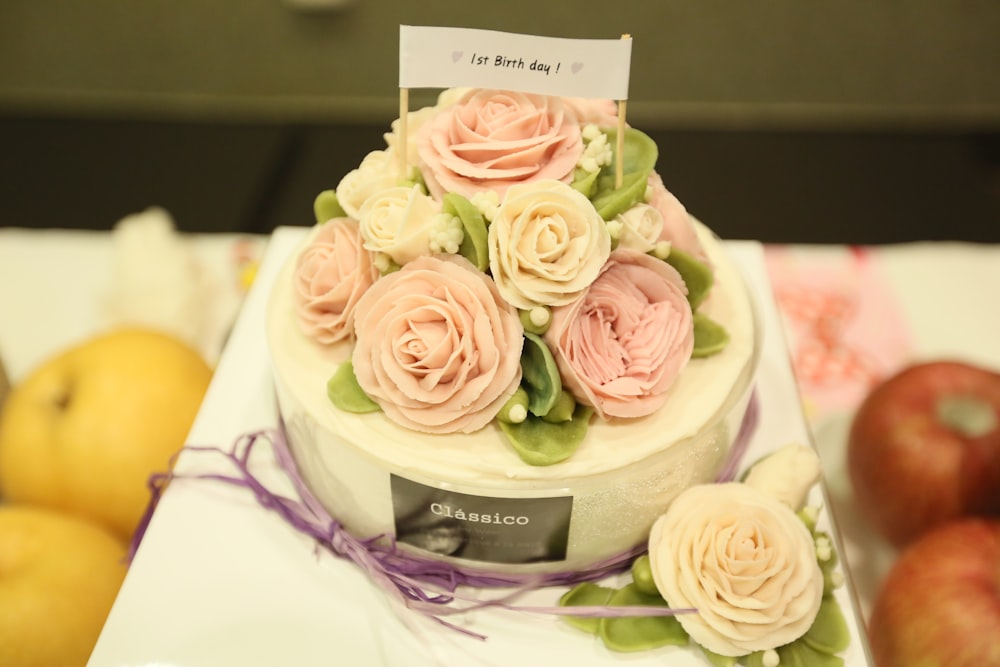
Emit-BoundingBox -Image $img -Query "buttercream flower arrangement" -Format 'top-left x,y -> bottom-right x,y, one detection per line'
294,87 -> 729,465
560,444 -> 851,665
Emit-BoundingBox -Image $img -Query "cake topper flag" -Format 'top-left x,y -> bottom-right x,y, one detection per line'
397,26 -> 633,187
399,25 -> 632,100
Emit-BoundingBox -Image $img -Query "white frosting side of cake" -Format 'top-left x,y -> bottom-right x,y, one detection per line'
267,221 -> 760,572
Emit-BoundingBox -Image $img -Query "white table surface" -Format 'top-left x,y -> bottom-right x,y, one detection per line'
3,224 -> 998,665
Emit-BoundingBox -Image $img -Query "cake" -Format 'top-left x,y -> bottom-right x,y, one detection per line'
266,88 -> 761,576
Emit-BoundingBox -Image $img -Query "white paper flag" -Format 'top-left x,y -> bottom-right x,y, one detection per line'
399,25 -> 632,100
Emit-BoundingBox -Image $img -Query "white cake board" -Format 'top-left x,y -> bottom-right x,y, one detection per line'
89,227 -> 874,667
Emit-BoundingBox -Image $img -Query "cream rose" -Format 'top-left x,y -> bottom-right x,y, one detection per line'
612,203 -> 664,254
357,184 -> 442,266
416,89 -> 584,200
544,249 -> 693,419
489,180 -> 611,309
648,173 -> 711,268
293,218 -> 379,344
744,443 -> 822,511
336,149 -> 404,219
649,483 -> 824,657
351,254 -> 523,434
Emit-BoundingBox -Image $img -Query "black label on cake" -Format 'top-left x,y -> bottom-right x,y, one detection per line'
390,475 -> 573,564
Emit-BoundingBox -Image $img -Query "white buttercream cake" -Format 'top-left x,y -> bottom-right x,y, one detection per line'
266,88 -> 761,575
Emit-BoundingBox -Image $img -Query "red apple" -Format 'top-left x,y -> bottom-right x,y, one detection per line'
847,360 -> 1000,548
868,518 -> 1000,667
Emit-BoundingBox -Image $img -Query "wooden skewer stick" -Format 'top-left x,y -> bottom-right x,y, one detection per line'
398,87 -> 409,180
615,34 -> 631,190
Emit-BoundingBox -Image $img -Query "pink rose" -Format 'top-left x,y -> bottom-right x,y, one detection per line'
563,97 -> 620,129
351,254 -> 524,434
545,249 -> 694,419
648,173 -> 711,267
416,89 -> 584,200
294,218 -> 379,344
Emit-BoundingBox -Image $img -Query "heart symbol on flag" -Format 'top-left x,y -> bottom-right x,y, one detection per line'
571,62 -> 584,74
452,51 -> 463,63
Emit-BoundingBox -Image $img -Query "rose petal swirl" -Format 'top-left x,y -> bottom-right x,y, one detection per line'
649,483 -> 824,657
293,218 -> 379,344
416,89 -> 584,200
351,254 -> 523,434
489,179 -> 611,310
544,249 -> 693,419
358,184 -> 441,266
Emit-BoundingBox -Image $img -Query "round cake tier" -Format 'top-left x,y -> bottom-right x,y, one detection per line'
266,222 -> 761,575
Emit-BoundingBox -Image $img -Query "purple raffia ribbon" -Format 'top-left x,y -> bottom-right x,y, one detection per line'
130,388 -> 760,638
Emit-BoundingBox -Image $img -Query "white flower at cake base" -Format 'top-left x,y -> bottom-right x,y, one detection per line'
610,202 -> 665,254
544,249 -> 693,419
648,482 -> 824,658
357,184 -> 446,268
488,179 -> 611,309
336,150 -> 406,220
351,254 -> 524,434
416,89 -> 584,200
293,218 -> 379,344
744,443 -> 822,511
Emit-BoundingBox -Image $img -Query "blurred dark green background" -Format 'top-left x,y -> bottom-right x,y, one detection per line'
2,1 -> 998,242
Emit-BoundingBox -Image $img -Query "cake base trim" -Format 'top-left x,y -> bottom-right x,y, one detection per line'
131,391 -> 759,637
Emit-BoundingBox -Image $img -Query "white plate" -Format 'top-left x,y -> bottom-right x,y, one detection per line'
89,227 -> 873,666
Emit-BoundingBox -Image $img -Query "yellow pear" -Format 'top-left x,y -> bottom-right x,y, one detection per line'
0,505 -> 128,667
0,327 -> 212,540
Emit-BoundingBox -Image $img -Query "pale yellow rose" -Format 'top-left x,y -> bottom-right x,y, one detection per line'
357,184 -> 441,266
649,483 -> 824,657
488,179 -> 611,309
336,150 -> 404,219
612,203 -> 664,254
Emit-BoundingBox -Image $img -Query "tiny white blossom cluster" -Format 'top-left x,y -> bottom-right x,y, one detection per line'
470,190 -> 500,222
577,124 -> 614,173
429,213 -> 464,254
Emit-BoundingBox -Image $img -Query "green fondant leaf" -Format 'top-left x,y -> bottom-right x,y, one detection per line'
314,189 -> 347,223
598,583 -> 689,652
802,598 -> 851,655
630,554 -> 659,596
700,647 -> 739,667
590,128 -> 659,220
558,583 -> 616,634
496,386 -> 530,424
776,640 -> 845,667
498,404 -> 592,466
692,312 -> 731,358
571,165 -> 601,198
540,389 -> 575,424
592,171 -> 649,221
326,361 -> 380,413
442,192 -> 489,271
520,331 -> 561,417
519,306 -> 552,336
664,247 -> 714,310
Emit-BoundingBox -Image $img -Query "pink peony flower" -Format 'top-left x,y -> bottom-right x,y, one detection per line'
416,89 -> 584,201
545,249 -> 694,419
294,218 -> 379,344
351,254 -> 524,434
648,172 -> 711,267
